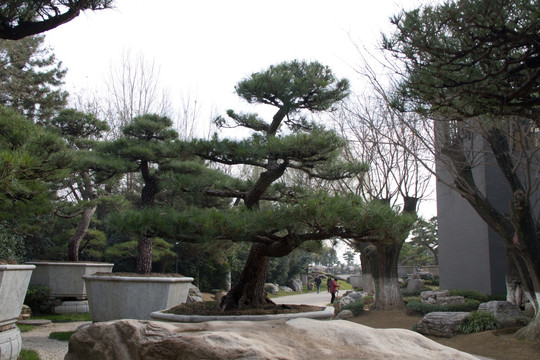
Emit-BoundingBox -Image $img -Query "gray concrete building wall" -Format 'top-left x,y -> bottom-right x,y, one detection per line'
437,177 -> 503,294
436,137 -> 508,295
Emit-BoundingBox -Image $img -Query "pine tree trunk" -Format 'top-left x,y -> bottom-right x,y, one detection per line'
358,243 -> 375,294
219,243 -> 275,311
136,236 -> 153,274
67,206 -> 96,261
137,161 -> 157,274
367,242 -> 405,310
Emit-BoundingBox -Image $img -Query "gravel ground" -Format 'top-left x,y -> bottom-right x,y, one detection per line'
21,321 -> 90,360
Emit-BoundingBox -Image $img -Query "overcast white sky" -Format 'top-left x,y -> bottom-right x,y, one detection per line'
44,0 -> 436,222
45,0 -> 425,116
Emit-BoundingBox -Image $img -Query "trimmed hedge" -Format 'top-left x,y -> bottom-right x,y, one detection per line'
449,289 -> 506,302
406,298 -> 481,316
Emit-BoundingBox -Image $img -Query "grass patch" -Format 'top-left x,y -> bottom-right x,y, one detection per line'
49,331 -> 74,341
32,313 -> 91,323
459,311 -> 499,334
18,349 -> 40,360
17,324 -> 34,333
337,279 -> 352,291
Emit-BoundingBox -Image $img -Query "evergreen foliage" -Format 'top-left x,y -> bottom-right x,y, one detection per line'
384,0 -> 540,119
0,35 -> 67,122
0,1 -> 114,40
0,106 -> 69,238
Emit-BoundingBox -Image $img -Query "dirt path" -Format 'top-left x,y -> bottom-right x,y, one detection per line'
348,310 -> 540,360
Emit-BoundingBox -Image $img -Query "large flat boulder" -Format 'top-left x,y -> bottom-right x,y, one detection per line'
478,300 -> 522,327
416,312 -> 471,337
65,318 -> 479,360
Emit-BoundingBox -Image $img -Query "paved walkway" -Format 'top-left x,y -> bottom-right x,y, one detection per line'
273,290 -> 334,306
21,321 -> 90,360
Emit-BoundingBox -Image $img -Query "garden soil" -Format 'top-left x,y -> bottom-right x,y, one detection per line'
348,309 -> 540,360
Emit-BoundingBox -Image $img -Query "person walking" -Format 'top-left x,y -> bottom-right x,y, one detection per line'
314,275 -> 322,293
330,278 -> 340,304
326,277 -> 332,293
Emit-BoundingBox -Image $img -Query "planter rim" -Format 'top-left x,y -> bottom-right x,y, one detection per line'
150,305 -> 335,323
26,261 -> 114,267
0,264 -> 35,271
82,274 -> 194,283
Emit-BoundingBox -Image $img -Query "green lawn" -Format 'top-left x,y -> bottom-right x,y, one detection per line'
32,313 -> 91,322
18,349 -> 40,360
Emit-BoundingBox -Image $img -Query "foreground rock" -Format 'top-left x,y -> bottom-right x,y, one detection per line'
65,318 -> 479,360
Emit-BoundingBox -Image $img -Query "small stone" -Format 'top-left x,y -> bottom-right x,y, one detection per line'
18,305 -> 32,320
336,310 -> 354,319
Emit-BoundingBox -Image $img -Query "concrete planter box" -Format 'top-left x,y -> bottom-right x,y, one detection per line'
0,264 -> 34,360
0,265 -> 35,329
83,274 -> 194,321
27,261 -> 114,300
348,275 -> 363,288
151,305 -> 335,323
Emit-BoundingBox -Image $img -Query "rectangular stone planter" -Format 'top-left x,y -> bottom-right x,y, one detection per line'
27,261 -> 114,300
0,264 -> 35,329
83,274 -> 194,321
0,264 -> 34,360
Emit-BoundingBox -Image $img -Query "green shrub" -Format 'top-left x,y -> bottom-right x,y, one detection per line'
362,295 -> 374,306
487,293 -> 507,301
459,311 -> 500,334
24,285 -> 54,314
341,298 -> 364,316
406,299 -> 481,316
449,289 -> 489,302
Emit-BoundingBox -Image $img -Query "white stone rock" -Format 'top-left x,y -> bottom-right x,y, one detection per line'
264,283 -> 279,295
289,278 -> 303,292
339,296 -> 354,307
347,291 -> 366,300
65,318 -> 480,360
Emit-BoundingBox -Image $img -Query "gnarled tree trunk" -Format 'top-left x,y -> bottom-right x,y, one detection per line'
67,206 -> 96,261
219,243 -> 275,311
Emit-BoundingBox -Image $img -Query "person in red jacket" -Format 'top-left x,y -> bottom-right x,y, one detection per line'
330,278 -> 340,304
